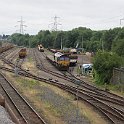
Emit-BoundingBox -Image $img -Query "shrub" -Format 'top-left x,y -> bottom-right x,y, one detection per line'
93,51 -> 122,84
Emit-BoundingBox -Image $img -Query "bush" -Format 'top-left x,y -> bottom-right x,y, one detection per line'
93,51 -> 122,84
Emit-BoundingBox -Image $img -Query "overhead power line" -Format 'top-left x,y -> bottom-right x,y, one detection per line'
15,17 -> 27,34
83,15 -> 123,27
49,16 -> 61,31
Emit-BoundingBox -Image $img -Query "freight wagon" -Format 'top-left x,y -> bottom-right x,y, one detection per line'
19,48 -> 27,58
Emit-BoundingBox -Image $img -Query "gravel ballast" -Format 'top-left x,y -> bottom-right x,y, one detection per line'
0,105 -> 15,124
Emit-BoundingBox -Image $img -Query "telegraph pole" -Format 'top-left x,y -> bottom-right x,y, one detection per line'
61,37 -> 63,50
82,36 -> 83,64
78,36 -> 83,76
100,38 -> 104,52
120,18 -> 124,28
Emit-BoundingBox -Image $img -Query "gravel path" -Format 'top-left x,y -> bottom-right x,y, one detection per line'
0,105 -> 15,124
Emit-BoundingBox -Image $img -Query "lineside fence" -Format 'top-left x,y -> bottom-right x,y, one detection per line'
111,68 -> 124,85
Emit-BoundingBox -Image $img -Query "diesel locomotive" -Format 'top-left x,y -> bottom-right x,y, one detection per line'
54,52 -> 70,70
47,52 -> 70,71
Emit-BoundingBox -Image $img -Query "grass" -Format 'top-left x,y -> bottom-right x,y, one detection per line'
5,72 -> 107,124
39,86 -> 90,124
14,76 -> 39,88
14,77 -> 89,123
94,82 -> 124,96
107,84 -> 124,95
84,72 -> 124,96
28,56 -> 33,62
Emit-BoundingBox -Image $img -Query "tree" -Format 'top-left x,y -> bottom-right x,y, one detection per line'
102,29 -> 116,51
93,51 -> 122,84
91,31 -> 103,41
86,40 -> 101,52
112,39 -> 124,57
8,26 -> 124,54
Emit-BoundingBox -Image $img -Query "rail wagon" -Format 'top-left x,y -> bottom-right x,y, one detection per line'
69,55 -> 78,66
19,48 -> 27,58
62,48 -> 78,66
69,49 -> 78,66
0,44 -> 13,53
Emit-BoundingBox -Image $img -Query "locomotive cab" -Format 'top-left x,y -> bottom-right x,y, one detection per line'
54,52 -> 70,70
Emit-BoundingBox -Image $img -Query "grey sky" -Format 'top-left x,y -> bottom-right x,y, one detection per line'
0,0 -> 124,34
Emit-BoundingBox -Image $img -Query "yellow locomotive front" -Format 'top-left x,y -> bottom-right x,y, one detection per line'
54,52 -> 70,70
58,56 -> 70,67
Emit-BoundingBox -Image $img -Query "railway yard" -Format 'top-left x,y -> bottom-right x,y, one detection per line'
0,45 -> 124,124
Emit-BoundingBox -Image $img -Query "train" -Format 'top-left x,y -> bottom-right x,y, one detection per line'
69,49 -> 78,66
46,52 -> 70,71
19,48 -> 27,58
38,44 -> 44,52
48,48 -> 78,66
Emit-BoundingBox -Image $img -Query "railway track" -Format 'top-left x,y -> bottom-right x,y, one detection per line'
1,64 -> 124,123
1,64 -> 124,124
0,47 -> 25,69
34,49 -> 124,123
15,58 -> 25,68
0,48 -> 124,124
5,47 -> 25,67
0,47 -> 17,59
0,72 -> 47,124
33,49 -> 70,80
62,85 -> 124,124
6,48 -> 20,62
35,49 -> 124,102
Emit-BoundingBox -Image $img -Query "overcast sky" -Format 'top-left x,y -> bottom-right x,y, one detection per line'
0,0 -> 124,34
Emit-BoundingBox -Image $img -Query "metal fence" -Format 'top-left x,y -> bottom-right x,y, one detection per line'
112,68 -> 124,85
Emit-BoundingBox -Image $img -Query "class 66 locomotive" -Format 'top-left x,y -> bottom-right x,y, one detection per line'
38,44 -> 44,52
54,52 -> 70,71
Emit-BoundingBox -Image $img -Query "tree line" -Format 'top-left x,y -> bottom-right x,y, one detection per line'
10,27 -> 124,57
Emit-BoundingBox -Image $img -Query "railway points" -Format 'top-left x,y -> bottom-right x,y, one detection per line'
0,45 -> 124,124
